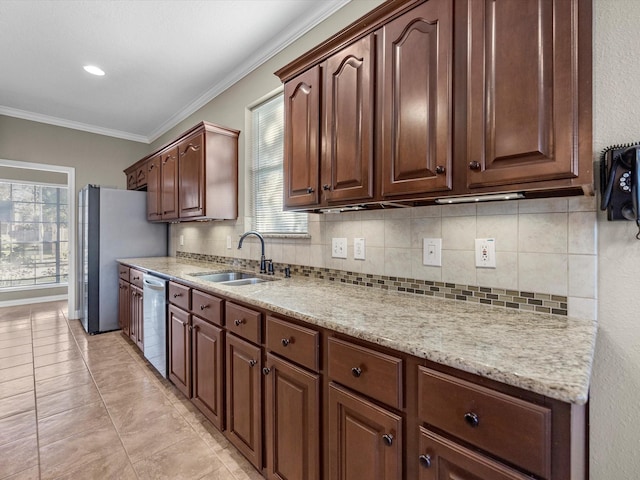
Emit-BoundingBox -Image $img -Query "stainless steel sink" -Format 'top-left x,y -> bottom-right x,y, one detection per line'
221,277 -> 271,286
189,271 -> 278,286
189,271 -> 255,282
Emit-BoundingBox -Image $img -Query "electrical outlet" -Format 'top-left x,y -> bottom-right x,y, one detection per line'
179,234 -> 184,246
354,238 -> 365,260
226,235 -> 232,249
475,238 -> 496,268
423,238 -> 442,266
332,238 -> 347,259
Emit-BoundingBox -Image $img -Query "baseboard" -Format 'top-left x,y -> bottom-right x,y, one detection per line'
0,294 -> 68,309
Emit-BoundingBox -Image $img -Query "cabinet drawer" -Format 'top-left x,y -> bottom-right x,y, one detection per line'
191,289 -> 224,326
418,367 -> 551,479
129,268 -> 144,288
266,316 -> 319,372
226,302 -> 261,344
418,427 -> 532,480
327,337 -> 402,409
118,265 -> 130,282
168,281 -> 191,311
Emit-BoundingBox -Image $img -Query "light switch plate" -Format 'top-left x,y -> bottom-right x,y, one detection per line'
354,238 -> 365,260
179,234 -> 184,246
423,238 -> 442,266
332,238 -> 347,259
475,238 -> 496,268
226,235 -> 232,249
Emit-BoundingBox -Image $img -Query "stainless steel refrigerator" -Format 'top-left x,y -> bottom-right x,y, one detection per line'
78,185 -> 167,334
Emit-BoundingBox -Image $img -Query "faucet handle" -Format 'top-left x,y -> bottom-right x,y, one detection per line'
267,259 -> 275,275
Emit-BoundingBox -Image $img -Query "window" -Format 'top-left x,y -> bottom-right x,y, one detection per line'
0,181 -> 69,288
250,93 -> 307,234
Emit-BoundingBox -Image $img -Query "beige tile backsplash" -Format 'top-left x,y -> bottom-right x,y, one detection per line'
170,196 -> 598,320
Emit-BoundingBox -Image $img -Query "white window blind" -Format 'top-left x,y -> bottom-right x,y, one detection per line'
250,93 -> 307,234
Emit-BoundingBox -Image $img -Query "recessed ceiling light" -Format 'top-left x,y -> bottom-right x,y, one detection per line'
83,65 -> 105,76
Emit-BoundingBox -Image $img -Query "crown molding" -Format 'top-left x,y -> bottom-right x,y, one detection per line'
1,0 -> 350,145
147,0 -> 350,142
0,106 -> 149,143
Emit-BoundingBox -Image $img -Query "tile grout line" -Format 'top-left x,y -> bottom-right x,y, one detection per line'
62,316 -> 142,480
29,305 -> 42,480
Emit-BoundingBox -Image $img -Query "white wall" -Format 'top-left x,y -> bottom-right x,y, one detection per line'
591,0 -> 640,478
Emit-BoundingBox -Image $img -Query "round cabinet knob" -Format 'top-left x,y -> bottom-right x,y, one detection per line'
351,367 -> 362,378
200,304 -> 208,311
234,319 -> 243,326
323,184 -> 331,191
382,434 -> 394,446
435,165 -> 445,174
464,412 -> 480,428
419,454 -> 432,468
281,338 -> 290,347
306,187 -> 314,194
173,293 -> 182,298
469,161 -> 481,170
262,367 -> 271,375
249,359 -> 257,367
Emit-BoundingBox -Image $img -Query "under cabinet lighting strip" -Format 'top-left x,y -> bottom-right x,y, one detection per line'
435,192 -> 525,204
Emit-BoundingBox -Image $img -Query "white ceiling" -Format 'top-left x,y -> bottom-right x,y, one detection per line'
0,0 -> 349,143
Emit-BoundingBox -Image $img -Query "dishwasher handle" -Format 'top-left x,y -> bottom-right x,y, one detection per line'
143,277 -> 166,291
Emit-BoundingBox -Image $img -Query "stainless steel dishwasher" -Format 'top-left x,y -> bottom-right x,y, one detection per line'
143,273 -> 168,377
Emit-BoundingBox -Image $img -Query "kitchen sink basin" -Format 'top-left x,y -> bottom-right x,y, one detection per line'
189,271 -> 255,282
221,277 -> 271,286
189,271 -> 278,286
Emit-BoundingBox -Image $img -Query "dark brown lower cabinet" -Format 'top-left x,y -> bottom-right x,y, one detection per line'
328,382 -> 402,480
191,316 -> 224,430
130,285 -> 143,350
418,427 -> 531,480
264,353 -> 320,480
168,304 -> 191,397
118,279 -> 130,337
226,333 -> 262,470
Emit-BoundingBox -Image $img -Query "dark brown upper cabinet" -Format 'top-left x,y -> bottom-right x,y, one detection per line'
160,146 -> 179,221
124,158 -> 148,191
464,0 -> 589,191
124,121 -> 239,222
282,35 -> 375,211
322,34 -> 375,205
283,65 -> 322,209
379,0 -> 453,198
275,0 -> 592,210
146,153 -> 162,222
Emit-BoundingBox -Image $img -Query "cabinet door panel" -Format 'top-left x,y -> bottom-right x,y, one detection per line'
225,334 -> 262,470
265,353 -> 319,480
192,316 -> 224,430
161,147 -> 179,220
168,305 -> 191,397
178,132 -> 205,218
467,0 -> 579,188
418,427 -> 531,480
147,154 -> 162,221
118,280 -> 130,336
129,286 -> 141,346
323,34 -> 375,204
329,383 -> 402,480
134,287 -> 143,350
380,0 -> 453,197
283,65 -> 321,209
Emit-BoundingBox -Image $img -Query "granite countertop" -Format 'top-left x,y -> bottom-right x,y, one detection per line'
119,256 -> 597,405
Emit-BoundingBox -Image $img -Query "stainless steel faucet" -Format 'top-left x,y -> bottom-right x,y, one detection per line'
237,230 -> 272,274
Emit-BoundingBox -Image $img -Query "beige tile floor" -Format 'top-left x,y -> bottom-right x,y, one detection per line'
0,301 -> 263,480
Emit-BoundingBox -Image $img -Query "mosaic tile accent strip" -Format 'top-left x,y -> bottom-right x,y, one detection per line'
176,251 -> 568,316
